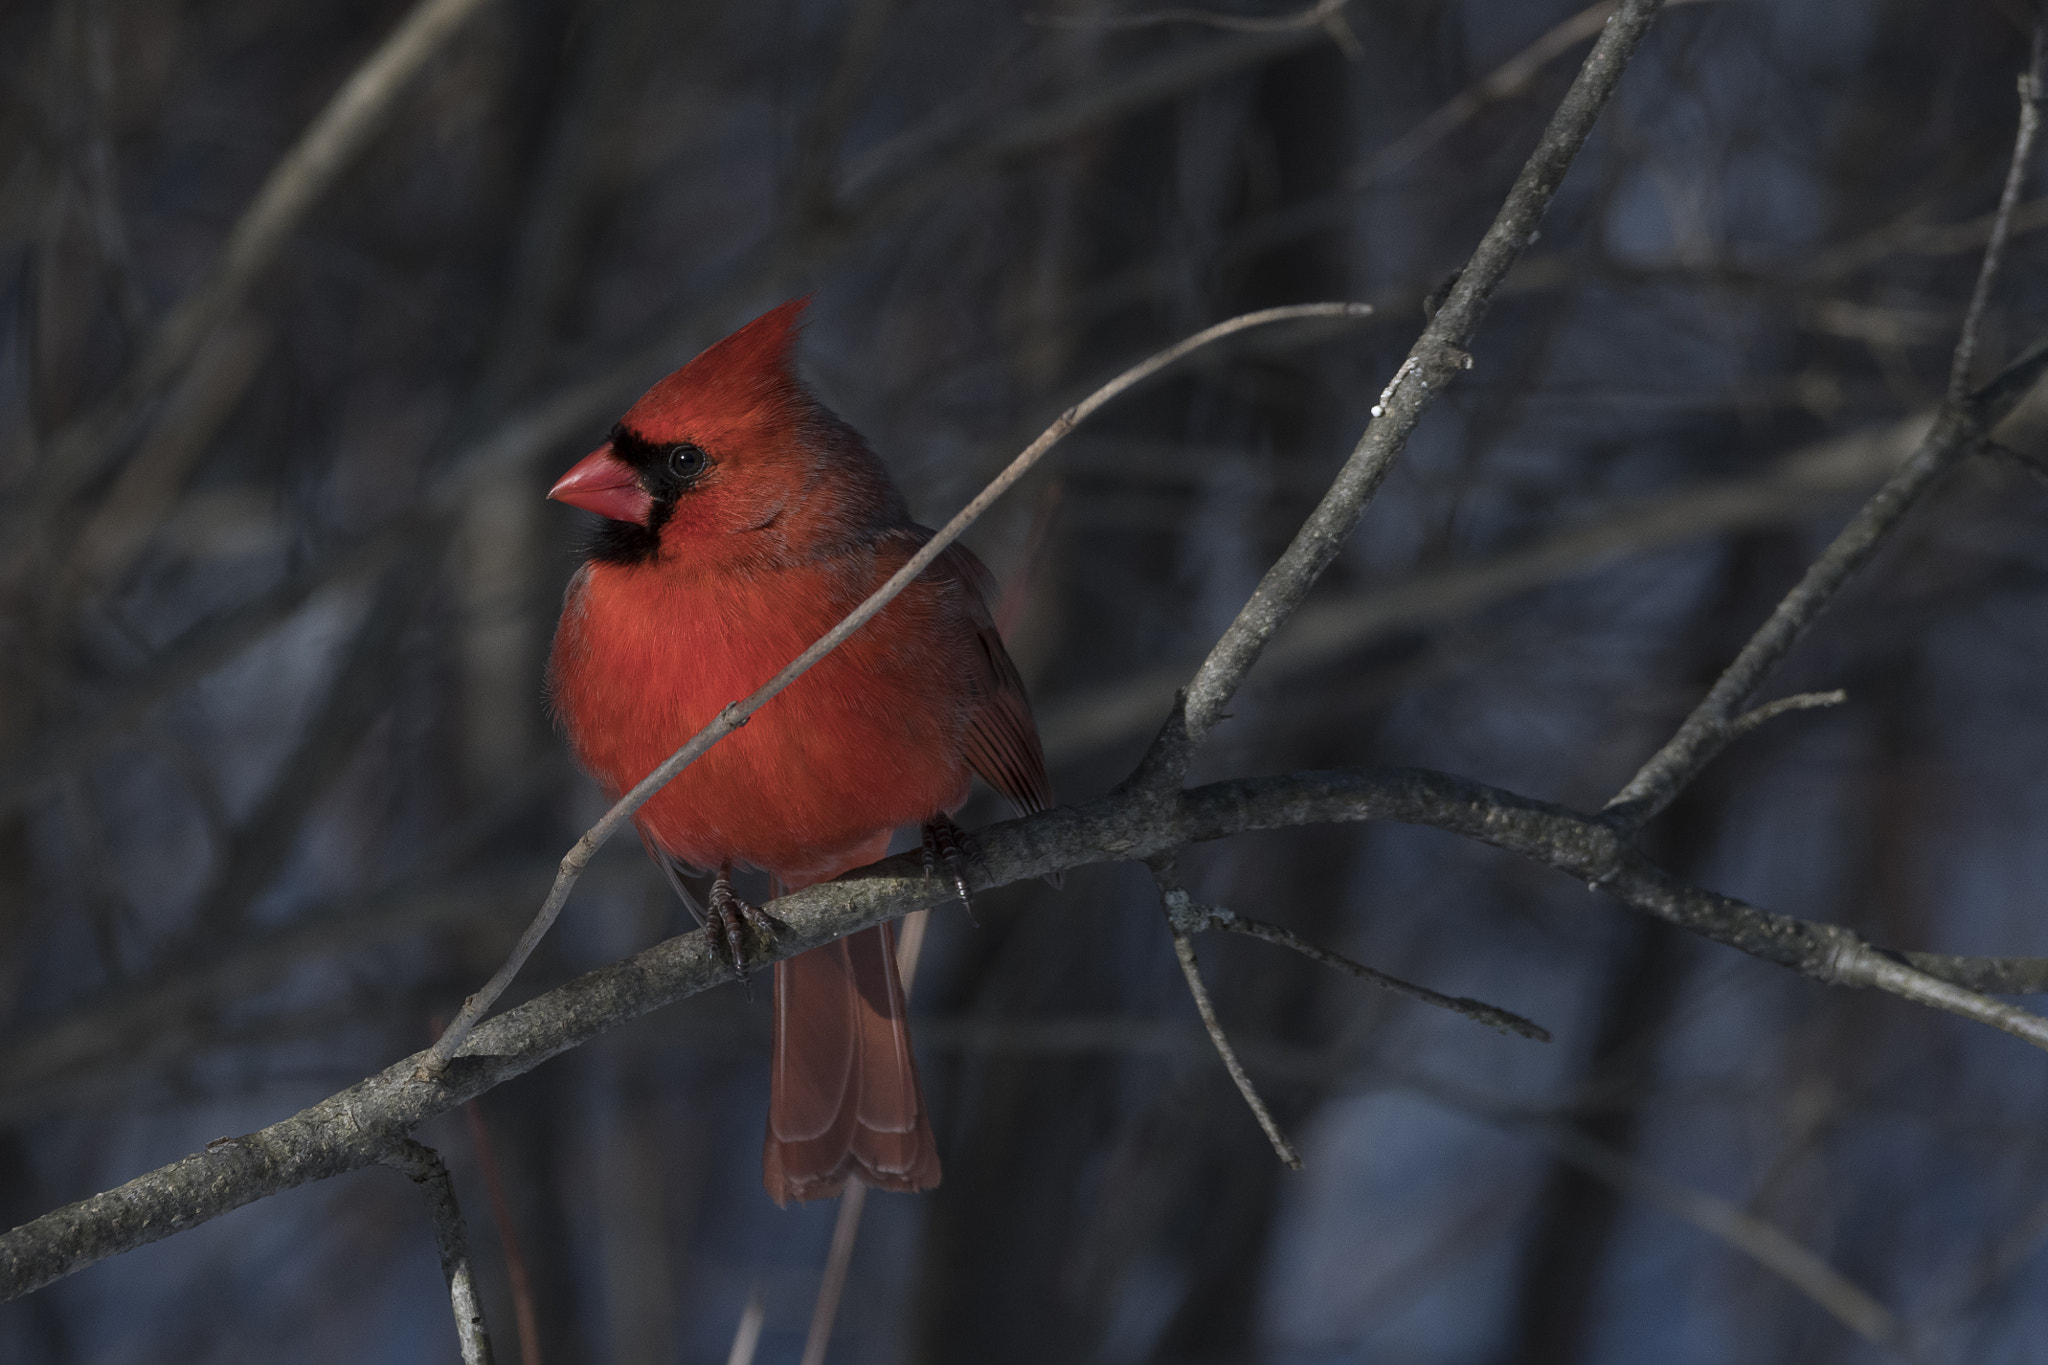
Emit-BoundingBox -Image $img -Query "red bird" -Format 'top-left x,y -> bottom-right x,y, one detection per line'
544,299 -> 1052,1203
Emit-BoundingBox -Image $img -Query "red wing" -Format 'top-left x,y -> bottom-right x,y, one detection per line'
908,532 -> 1055,818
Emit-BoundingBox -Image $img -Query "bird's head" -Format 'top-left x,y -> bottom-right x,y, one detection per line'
548,297 -> 904,566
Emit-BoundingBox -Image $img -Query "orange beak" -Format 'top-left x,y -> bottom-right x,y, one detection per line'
547,444 -> 653,524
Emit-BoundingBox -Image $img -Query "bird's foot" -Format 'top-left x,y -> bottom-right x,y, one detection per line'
708,869 -> 777,985
922,817 -> 981,919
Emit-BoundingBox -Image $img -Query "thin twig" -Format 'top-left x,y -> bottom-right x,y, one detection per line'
1135,0 -> 1669,796
1534,1124 -> 1912,1357
724,1286 -> 767,1365
798,910 -> 930,1365
417,301 -> 1367,1080
1151,860 -> 1302,1168
1357,0 -> 1715,185
800,1182 -> 868,1365
1028,0 -> 1362,55
1987,440 -> 2048,484
1950,22 -> 2047,402
1401,1078 -> 1919,1358
1163,893 -> 1549,1040
1029,0 -> 1347,32
1725,689 -> 1848,741
382,1140 -> 497,1365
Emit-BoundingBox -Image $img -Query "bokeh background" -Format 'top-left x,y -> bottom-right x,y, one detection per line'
4,0 -> 2048,1361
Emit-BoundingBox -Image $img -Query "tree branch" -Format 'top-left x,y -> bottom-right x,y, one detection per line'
1950,20 -> 2046,403
1604,332 -> 2048,829
1606,25 -> 2048,827
381,1140 -> 497,1365
1150,858 -> 1302,1168
1134,0 -> 1669,793
15,760 -> 2048,1299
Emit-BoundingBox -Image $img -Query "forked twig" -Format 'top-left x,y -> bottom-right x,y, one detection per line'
417,302 -> 1369,1080
1605,21 -> 2048,828
1151,860 -> 1302,1168
1162,893 -> 1550,1041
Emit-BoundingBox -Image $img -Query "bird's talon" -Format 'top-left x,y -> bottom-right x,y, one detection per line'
922,818 -> 979,919
709,871 -> 771,988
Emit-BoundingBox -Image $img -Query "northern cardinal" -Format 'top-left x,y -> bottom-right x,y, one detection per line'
544,299 -> 1052,1203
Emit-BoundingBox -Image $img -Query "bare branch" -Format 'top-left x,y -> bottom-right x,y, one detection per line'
1604,29 -> 2048,829
1136,0 -> 1670,793
1987,440 -> 2048,483
1151,860 -> 1303,1168
1950,21 -> 2047,402
14,761 -> 2048,1297
1512,1117 -> 1915,1355
1165,895 -> 1551,1041
418,302 -> 1368,1079
382,1140 -> 497,1365
841,28 -> 1321,208
1028,0 -> 1363,55
1029,0 -> 1349,34
1604,331 -> 2048,829
800,1182 -> 868,1365
725,1288 -> 767,1365
1357,0 -> 1716,185
1893,952 -> 2048,994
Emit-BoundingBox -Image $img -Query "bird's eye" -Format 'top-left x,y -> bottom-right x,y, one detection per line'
665,444 -> 708,483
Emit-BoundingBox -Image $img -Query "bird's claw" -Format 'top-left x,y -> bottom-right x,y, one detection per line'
708,871 -> 775,986
922,817 -> 980,919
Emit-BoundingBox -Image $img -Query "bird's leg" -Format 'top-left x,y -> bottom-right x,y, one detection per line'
708,866 -> 776,983
921,816 -> 980,918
